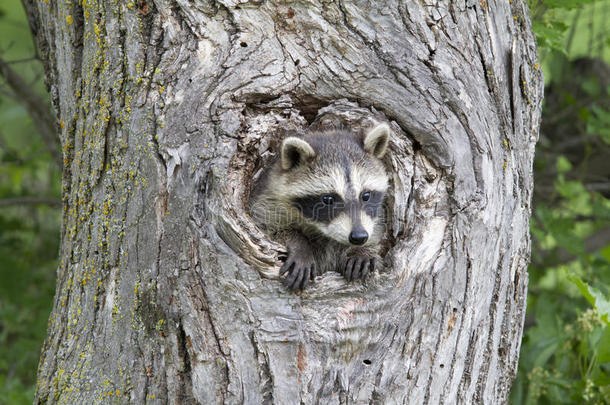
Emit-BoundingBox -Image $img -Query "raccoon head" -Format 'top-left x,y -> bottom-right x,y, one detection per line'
280,123 -> 391,246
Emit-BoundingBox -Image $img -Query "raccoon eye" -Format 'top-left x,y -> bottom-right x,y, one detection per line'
322,195 -> 334,205
361,191 -> 371,202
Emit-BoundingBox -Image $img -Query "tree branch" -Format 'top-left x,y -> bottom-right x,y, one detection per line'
534,226 -> 610,267
0,197 -> 61,208
0,57 -> 61,169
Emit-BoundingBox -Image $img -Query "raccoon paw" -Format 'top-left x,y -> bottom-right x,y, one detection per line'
280,253 -> 317,291
342,256 -> 376,281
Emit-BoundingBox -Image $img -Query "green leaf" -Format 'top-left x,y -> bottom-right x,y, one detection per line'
555,179 -> 592,215
580,76 -> 602,97
569,275 -> 610,325
556,156 -> 572,173
545,0 -> 596,9
532,20 -> 569,53
587,106 -> 610,144
598,327 -> 610,363
593,290 -> 610,325
534,339 -> 561,367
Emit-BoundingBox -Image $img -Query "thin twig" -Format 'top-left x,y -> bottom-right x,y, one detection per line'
587,2 -> 595,56
534,226 -> 610,267
0,197 -> 61,208
0,57 -> 61,168
565,8 -> 582,56
5,55 -> 39,64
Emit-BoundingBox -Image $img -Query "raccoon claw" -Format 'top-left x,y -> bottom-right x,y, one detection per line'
343,257 -> 376,281
280,258 -> 316,291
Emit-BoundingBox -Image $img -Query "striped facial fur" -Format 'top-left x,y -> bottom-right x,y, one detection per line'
292,176 -> 386,246
265,124 -> 391,246
249,123 -> 391,289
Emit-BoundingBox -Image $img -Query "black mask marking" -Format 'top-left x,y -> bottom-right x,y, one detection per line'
294,191 -> 384,223
362,191 -> 384,218
294,193 -> 344,223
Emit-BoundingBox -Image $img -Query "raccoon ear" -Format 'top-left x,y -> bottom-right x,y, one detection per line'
363,123 -> 390,158
281,137 -> 316,169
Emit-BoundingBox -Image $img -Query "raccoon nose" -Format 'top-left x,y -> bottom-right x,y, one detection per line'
349,229 -> 369,245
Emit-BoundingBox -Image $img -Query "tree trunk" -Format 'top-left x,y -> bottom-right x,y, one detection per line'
25,0 -> 543,403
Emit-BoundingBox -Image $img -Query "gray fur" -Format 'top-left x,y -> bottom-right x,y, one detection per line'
250,126 -> 390,290
364,123 -> 391,158
281,137 -> 316,169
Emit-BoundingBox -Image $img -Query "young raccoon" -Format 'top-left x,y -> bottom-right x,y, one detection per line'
250,123 -> 390,290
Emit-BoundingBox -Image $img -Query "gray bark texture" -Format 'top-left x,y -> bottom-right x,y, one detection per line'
25,0 -> 543,404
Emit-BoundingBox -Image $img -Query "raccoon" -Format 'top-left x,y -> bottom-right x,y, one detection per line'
250,123 -> 390,290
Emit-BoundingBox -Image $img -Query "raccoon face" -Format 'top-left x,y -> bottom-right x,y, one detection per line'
281,123 -> 390,246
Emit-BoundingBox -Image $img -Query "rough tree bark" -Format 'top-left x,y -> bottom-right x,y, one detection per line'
24,0 -> 543,404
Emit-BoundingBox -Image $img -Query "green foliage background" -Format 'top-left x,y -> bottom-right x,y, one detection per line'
513,1 -> 610,403
0,1 -> 608,404
0,2 -> 61,404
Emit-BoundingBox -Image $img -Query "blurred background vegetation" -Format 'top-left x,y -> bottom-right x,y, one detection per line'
0,0 -> 608,404
0,2 -> 61,404
511,1 -> 610,404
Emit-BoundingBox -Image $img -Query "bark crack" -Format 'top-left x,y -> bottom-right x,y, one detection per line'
335,1 -> 405,92
457,254 -> 475,396
474,246 -> 505,403
193,265 -> 230,402
422,274 -> 449,405
249,331 -> 274,404
177,320 -> 194,402
271,20 -> 301,93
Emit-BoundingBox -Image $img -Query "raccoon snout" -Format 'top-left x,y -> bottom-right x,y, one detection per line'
349,228 -> 369,246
